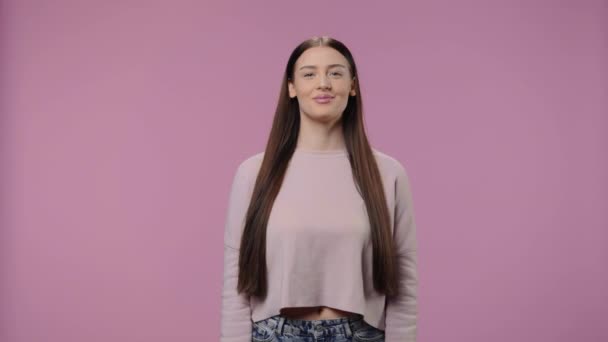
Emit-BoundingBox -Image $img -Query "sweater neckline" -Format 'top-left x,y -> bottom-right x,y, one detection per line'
293,147 -> 348,157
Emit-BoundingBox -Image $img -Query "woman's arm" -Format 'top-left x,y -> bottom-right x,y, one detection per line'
385,163 -> 419,342
220,244 -> 252,342
220,162 -> 254,342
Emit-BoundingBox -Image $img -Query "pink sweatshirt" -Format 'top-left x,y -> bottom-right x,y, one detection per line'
220,147 -> 418,342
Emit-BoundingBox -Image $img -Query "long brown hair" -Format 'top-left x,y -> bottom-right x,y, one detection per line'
237,36 -> 399,299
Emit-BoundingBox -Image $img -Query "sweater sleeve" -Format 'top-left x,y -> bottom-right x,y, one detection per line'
220,162 -> 254,342
385,163 -> 419,342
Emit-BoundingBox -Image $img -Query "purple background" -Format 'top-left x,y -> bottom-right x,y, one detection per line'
1,1 -> 607,341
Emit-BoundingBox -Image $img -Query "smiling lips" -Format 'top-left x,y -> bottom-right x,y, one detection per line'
314,94 -> 334,104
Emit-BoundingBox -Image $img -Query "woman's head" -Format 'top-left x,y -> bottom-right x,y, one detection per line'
264,36 -> 365,156
286,38 -> 358,126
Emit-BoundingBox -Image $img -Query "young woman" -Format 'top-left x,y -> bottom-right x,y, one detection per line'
220,36 -> 418,342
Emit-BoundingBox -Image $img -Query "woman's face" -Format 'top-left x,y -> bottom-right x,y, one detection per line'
288,46 -> 356,124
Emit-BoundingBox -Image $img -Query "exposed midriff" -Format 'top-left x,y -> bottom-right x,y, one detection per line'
280,306 -> 360,320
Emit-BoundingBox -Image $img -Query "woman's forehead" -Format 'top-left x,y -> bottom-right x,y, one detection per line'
296,47 -> 348,67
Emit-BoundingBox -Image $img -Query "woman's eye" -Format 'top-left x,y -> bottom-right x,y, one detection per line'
303,72 -> 342,78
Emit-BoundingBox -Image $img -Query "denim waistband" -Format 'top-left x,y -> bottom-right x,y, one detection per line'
259,313 -> 366,337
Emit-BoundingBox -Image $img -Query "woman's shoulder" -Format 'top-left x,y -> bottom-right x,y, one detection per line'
234,151 -> 265,179
371,147 -> 409,177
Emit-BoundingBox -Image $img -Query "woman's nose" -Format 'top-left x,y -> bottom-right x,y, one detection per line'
318,75 -> 331,88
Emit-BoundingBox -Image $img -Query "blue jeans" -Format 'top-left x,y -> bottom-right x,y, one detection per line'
252,313 -> 385,342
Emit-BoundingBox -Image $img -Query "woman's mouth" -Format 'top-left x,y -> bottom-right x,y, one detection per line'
314,97 -> 333,104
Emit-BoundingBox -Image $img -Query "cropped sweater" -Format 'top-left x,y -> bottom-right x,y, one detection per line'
220,146 -> 418,342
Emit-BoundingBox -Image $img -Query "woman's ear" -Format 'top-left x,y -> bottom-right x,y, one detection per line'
288,80 -> 296,98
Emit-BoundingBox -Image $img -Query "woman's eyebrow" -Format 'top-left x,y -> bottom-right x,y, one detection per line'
299,64 -> 347,70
